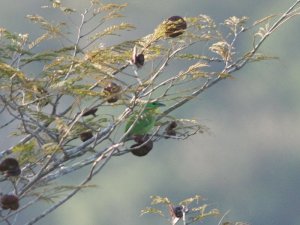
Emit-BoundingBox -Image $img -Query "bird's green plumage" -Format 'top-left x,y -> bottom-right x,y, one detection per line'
125,102 -> 165,136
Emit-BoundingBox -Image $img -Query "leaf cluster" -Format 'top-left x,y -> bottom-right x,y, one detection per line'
0,0 -> 299,224
141,195 -> 220,225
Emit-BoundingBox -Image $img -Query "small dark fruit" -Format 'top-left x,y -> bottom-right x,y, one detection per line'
168,121 -> 178,130
131,142 -> 153,156
165,121 -> 177,138
164,16 -> 187,38
104,82 -> 122,103
131,46 -> 145,68
1,194 -> 19,210
173,206 -> 184,218
133,53 -> 145,68
166,129 -> 176,137
133,135 -> 146,143
0,158 -> 21,177
80,131 -> 93,142
130,135 -> 153,157
104,82 -> 122,94
106,96 -> 119,103
33,85 -> 50,107
82,108 -> 98,117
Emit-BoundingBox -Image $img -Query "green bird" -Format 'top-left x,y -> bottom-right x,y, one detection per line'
125,101 -> 165,136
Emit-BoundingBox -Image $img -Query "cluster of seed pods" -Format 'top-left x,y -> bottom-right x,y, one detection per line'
0,158 -> 20,210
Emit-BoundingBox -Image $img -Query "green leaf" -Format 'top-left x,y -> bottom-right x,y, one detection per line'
140,207 -> 164,216
179,195 -> 202,206
253,14 -> 276,26
0,62 -> 27,81
209,41 -> 231,61
150,195 -> 171,205
28,33 -> 51,49
176,53 -> 213,61
42,142 -> 62,155
21,47 -> 74,65
26,14 -> 64,36
248,53 -> 278,62
224,16 -> 248,33
219,72 -> 234,79
95,3 -> 128,13
179,62 -> 209,79
12,140 -> 37,164
68,88 -> 103,97
191,206 -> 220,222
91,23 -> 135,40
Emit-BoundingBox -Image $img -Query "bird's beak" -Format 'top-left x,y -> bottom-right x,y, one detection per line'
156,102 -> 166,107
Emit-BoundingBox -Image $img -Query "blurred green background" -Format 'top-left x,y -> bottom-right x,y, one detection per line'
1,0 -> 300,225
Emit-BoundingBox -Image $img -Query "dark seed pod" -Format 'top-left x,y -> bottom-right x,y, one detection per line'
106,96 -> 119,103
133,135 -> 146,143
82,108 -> 98,117
104,82 -> 122,103
104,82 -> 122,94
168,121 -> 178,130
131,141 -> 153,156
131,46 -> 145,68
33,85 -> 50,107
80,130 -> 93,142
1,194 -> 19,210
164,16 -> 187,38
0,158 -> 21,177
165,121 -> 177,138
131,135 -> 153,157
134,53 -> 145,68
166,129 -> 176,137
173,206 -> 184,218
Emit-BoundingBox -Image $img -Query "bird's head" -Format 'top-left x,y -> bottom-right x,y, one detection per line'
145,101 -> 165,110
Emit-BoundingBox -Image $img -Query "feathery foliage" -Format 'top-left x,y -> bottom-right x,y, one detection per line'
0,0 -> 299,224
